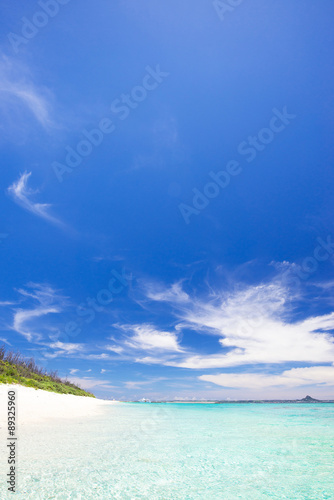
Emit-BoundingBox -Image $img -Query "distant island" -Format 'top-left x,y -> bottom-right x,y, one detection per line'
136,395 -> 334,404
213,395 -> 334,404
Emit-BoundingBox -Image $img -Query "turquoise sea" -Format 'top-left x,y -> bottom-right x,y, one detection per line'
2,403 -> 334,499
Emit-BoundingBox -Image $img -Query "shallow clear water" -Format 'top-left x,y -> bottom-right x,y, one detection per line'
1,403 -> 334,499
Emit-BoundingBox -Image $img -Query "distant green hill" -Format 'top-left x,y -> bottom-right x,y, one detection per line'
0,345 -> 94,398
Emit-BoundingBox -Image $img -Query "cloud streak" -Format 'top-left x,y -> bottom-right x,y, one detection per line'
68,376 -> 116,391
0,54 -> 53,129
13,306 -> 60,342
143,281 -> 334,369
200,365 -> 334,389
8,172 -> 63,226
12,283 -> 65,342
115,323 -> 184,353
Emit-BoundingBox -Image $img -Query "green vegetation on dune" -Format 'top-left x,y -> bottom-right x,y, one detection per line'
0,345 -> 95,398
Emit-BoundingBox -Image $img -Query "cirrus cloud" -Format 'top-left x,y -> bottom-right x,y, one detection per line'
8,171 -> 63,226
140,280 -> 334,370
200,365 -> 334,389
114,323 -> 184,352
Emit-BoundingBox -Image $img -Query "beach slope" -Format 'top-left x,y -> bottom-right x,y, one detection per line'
0,384 -> 118,424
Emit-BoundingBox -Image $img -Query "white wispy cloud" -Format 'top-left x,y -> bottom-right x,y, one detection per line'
105,345 -> 124,354
69,368 -> 79,375
85,353 -> 113,361
0,54 -> 53,129
8,172 -> 63,226
17,282 -> 65,306
0,337 -> 11,345
3,83 -> 52,128
0,301 -> 16,306
115,323 -> 183,352
134,355 -> 170,365
13,306 -> 60,342
140,280 -> 334,370
67,376 -> 116,391
146,282 -> 190,304
12,283 -> 65,341
124,377 -> 167,389
200,365 -> 334,389
48,341 -> 84,354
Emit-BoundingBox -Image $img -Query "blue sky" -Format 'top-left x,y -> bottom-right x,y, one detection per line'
1,0 -> 334,400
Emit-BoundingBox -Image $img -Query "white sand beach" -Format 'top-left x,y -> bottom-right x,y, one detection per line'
0,384 -> 118,425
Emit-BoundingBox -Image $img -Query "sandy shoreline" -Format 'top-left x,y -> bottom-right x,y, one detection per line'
0,384 -> 119,425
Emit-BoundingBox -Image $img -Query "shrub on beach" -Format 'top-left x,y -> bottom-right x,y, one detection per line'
0,345 -> 95,397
